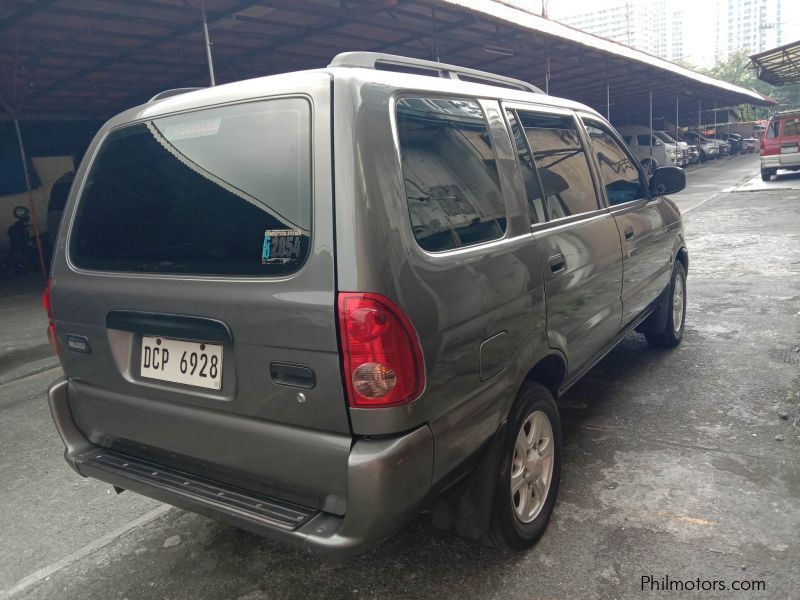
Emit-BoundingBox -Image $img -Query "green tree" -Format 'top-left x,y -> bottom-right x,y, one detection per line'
696,49 -> 800,119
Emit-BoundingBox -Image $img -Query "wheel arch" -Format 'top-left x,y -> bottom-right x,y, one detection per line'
430,355 -> 566,543
523,353 -> 567,399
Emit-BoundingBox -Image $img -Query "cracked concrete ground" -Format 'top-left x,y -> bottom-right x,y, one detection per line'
1,154 -> 797,599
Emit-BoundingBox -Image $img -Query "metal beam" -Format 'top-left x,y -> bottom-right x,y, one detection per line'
219,1 -> 402,67
27,0 -> 267,99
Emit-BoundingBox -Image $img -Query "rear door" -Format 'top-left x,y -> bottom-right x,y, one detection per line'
51,75 -> 351,511
505,105 -> 623,376
581,117 -> 673,325
779,115 -> 800,165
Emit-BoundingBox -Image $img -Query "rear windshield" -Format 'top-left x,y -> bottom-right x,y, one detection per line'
70,98 -> 311,276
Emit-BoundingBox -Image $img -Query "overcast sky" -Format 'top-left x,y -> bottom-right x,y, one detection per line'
503,0 -> 800,67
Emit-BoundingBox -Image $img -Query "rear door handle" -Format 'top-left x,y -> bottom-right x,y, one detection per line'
624,225 -> 634,240
548,254 -> 566,274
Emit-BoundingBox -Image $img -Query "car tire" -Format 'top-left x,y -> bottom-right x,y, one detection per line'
699,151 -> 707,163
646,262 -> 687,348
488,382 -> 562,552
761,169 -> 774,181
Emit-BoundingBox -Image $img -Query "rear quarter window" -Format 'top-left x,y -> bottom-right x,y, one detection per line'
783,118 -> 800,137
395,97 -> 507,252
70,98 -> 311,276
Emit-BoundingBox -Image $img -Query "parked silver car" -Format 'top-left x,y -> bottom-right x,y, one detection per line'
682,131 -> 719,162
46,52 -> 688,555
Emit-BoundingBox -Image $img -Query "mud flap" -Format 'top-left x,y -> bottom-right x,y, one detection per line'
431,422 -> 506,542
636,282 -> 670,335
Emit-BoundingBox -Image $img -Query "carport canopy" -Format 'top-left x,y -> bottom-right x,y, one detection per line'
0,0 -> 775,121
749,39 -> 800,86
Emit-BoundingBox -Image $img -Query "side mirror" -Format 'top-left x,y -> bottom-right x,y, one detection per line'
650,166 -> 685,196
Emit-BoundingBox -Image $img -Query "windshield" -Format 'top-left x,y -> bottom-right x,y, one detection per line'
70,99 -> 312,276
655,132 -> 678,144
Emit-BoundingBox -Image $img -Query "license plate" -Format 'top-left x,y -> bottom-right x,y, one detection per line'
781,145 -> 797,154
140,336 -> 223,390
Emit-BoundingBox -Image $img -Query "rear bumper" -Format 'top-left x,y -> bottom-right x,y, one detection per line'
48,378 -> 434,556
762,153 -> 800,169
761,155 -> 781,169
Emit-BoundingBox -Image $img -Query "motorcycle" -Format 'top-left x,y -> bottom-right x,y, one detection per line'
1,205 -> 50,276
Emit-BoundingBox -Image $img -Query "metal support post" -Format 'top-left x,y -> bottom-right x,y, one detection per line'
201,0 -> 216,86
649,87 -> 653,161
13,119 -> 48,284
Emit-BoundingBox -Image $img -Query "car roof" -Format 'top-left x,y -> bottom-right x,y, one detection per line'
103,65 -> 602,130
772,111 -> 800,121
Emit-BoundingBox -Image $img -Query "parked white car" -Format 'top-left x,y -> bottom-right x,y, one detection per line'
654,131 -> 689,167
617,125 -> 680,176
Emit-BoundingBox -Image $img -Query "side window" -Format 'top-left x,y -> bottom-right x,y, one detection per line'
514,110 -> 600,221
583,120 -> 648,205
396,98 -> 507,252
637,134 -> 659,147
622,135 -> 633,145
783,117 -> 800,137
766,120 -> 780,138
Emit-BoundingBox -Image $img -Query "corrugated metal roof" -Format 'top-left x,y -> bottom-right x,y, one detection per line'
443,0 -> 771,105
0,0 -> 774,120
750,39 -> 800,86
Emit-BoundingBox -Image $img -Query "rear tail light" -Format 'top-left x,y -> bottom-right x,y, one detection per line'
337,292 -> 425,408
42,278 -> 59,353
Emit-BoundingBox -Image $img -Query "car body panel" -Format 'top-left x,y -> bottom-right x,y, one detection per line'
610,198 -> 679,324
580,118 -> 679,327
533,213 -> 623,375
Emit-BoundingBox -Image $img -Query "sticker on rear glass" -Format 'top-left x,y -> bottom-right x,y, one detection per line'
263,229 -> 303,264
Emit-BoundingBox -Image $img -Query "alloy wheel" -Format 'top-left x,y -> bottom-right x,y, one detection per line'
510,410 -> 555,523
673,272 -> 685,333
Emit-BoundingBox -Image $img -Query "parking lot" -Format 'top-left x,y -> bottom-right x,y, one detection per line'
1,152 -> 797,599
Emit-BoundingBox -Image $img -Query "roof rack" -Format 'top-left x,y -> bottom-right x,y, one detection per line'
329,52 -> 544,95
149,87 -> 204,102
770,107 -> 800,116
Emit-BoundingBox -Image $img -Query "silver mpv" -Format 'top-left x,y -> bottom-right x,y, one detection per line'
46,52 -> 688,555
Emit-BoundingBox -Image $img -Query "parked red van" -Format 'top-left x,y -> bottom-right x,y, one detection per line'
760,110 -> 800,181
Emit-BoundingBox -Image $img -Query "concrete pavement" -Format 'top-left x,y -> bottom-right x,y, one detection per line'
0,274 -> 57,386
1,152 -> 797,599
